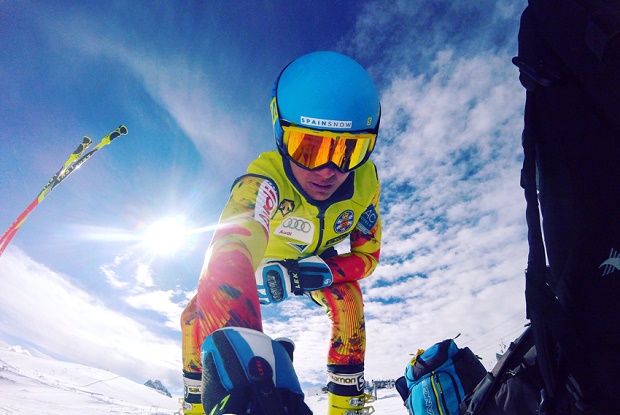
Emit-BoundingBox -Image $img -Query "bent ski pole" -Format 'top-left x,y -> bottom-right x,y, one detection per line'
0,125 -> 128,257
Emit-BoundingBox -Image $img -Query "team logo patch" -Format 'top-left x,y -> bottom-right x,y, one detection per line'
274,216 -> 314,252
278,199 -> 295,217
254,180 -> 278,232
334,210 -> 354,233
300,116 -> 352,130
357,204 -> 378,234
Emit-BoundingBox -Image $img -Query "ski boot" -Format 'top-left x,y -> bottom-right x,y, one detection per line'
328,391 -> 376,414
181,372 -> 205,415
327,365 -> 375,415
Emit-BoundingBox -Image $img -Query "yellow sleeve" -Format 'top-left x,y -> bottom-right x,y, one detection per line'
195,175 -> 278,336
209,176 -> 279,270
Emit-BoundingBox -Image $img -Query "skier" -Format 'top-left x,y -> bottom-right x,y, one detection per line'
180,51 -> 382,415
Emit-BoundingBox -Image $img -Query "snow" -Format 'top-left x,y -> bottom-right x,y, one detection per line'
0,345 -> 179,415
0,343 -> 408,414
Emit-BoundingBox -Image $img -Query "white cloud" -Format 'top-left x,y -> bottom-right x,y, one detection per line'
97,251 -> 188,332
124,289 -> 185,331
126,55 -> 257,174
100,264 -> 128,289
135,263 -> 155,287
99,252 -> 151,291
0,247 -> 181,388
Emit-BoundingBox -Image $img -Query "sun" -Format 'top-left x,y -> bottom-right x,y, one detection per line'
142,216 -> 189,256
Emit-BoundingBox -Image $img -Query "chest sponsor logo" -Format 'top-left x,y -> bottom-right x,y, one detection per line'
278,199 -> 295,217
254,180 -> 278,232
334,210 -> 354,233
274,216 -> 314,244
288,242 -> 308,253
357,204 -> 378,234
325,233 -> 349,247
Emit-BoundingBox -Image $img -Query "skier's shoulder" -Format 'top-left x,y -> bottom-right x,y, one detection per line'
247,151 -> 283,173
355,158 -> 379,184
232,151 -> 286,193
227,152 -> 283,211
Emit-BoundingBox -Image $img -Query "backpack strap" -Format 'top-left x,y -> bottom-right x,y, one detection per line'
521,93 -> 602,414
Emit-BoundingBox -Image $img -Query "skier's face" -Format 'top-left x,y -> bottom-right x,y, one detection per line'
289,161 -> 349,201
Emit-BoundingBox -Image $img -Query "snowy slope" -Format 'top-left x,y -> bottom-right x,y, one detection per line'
0,345 -> 179,415
0,343 -> 407,414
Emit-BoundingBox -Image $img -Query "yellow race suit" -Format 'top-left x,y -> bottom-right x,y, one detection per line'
181,151 -> 381,374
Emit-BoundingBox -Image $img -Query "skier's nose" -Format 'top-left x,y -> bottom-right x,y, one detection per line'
314,165 -> 337,179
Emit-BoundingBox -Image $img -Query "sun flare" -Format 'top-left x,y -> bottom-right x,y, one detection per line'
143,216 -> 189,256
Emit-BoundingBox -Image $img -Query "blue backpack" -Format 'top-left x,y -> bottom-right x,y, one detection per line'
396,339 -> 486,415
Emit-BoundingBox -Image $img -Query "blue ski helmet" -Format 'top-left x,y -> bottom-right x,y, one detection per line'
271,51 -> 381,168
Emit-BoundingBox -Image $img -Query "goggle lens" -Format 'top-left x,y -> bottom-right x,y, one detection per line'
283,126 -> 375,172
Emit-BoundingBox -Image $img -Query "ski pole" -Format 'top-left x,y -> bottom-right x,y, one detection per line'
0,125 -> 128,257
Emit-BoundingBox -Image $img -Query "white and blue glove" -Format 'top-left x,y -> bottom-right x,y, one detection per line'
201,327 -> 312,415
255,256 -> 333,305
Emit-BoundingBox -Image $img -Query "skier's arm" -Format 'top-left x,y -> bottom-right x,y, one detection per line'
324,179 -> 382,283
196,176 -> 278,333
209,176 -> 277,268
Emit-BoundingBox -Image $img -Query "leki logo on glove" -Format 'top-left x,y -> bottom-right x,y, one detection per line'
290,271 -> 302,292
248,356 -> 273,382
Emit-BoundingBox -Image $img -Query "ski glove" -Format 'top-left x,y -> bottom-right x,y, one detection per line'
255,256 -> 333,305
201,327 -> 313,415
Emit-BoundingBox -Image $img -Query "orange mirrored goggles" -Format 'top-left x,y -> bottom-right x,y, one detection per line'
282,125 -> 376,172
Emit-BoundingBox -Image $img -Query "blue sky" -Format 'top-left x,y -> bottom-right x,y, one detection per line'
0,0 -> 530,395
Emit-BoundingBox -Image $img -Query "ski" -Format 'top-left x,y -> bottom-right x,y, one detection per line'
0,125 -> 128,257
